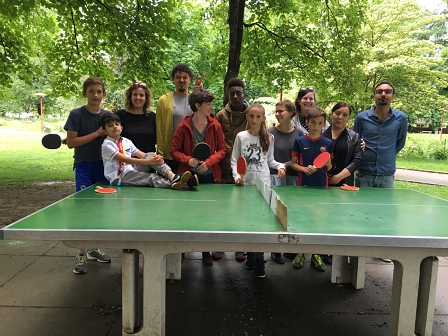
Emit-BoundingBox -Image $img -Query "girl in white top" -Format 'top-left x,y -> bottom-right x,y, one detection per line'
231,104 -> 286,186
230,104 -> 286,278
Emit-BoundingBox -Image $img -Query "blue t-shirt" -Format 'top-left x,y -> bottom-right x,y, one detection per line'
64,106 -> 109,168
291,135 -> 332,186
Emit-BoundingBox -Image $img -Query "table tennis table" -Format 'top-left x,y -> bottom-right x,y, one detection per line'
2,183 -> 448,336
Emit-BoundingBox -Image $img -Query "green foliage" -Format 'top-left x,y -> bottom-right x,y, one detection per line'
397,134 -> 447,161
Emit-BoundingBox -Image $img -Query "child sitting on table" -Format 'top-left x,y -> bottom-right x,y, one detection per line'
100,112 -> 197,189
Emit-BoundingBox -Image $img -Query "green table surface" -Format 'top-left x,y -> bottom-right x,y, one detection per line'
6,184 -> 284,233
272,186 -> 448,238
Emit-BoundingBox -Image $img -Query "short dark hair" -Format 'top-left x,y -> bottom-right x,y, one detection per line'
101,112 -> 121,130
276,100 -> 296,117
374,81 -> 395,94
306,107 -> 326,120
188,88 -> 214,112
83,77 -> 105,93
227,78 -> 245,91
331,101 -> 353,115
294,87 -> 316,115
171,63 -> 193,80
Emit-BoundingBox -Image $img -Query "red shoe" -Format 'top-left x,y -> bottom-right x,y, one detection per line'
212,252 -> 224,260
235,252 -> 246,261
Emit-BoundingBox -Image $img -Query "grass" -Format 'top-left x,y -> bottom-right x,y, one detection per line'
0,128 -> 73,186
396,158 -> 448,173
395,181 -> 448,201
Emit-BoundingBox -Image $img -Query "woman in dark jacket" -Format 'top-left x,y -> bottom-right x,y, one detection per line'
323,102 -> 363,186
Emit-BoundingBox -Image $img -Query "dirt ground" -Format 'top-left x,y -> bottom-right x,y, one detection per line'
0,183 -> 75,228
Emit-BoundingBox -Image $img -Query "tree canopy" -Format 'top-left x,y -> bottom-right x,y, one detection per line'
1,0 -> 447,125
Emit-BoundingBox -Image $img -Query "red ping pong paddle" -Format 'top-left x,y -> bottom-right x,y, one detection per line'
42,134 -> 63,149
95,186 -> 117,194
340,184 -> 359,191
313,152 -> 331,169
237,156 -> 247,181
192,142 -> 211,163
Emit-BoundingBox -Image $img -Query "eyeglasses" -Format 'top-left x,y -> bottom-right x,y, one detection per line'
131,82 -> 147,88
275,109 -> 289,114
300,87 -> 314,91
375,89 -> 393,95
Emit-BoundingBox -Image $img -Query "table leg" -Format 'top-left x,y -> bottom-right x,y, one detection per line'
331,256 -> 365,289
139,249 -> 166,336
415,256 -> 439,336
166,253 -> 181,280
122,249 -> 140,334
350,256 -> 366,289
389,258 -> 421,336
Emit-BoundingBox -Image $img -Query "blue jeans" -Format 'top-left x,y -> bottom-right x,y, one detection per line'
355,171 -> 394,189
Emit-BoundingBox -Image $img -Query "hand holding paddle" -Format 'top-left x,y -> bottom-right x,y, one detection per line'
191,142 -> 211,171
236,156 -> 246,186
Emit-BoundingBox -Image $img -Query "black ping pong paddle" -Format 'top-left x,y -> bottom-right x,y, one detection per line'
192,142 -> 211,162
42,134 -> 63,149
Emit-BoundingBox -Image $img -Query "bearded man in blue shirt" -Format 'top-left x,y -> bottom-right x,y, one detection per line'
354,82 -> 408,189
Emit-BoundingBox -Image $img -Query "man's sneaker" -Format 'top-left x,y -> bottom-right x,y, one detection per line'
171,171 -> 192,190
254,258 -> 266,278
73,253 -> 87,274
87,249 -> 111,263
245,252 -> 255,269
271,253 -> 285,264
292,253 -> 305,269
235,252 -> 246,261
311,254 -> 326,272
321,254 -> 333,265
211,252 -> 224,260
187,173 -> 199,189
202,252 -> 213,266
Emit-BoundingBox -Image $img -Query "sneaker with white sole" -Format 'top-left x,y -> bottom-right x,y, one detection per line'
87,249 -> 111,263
73,253 -> 87,274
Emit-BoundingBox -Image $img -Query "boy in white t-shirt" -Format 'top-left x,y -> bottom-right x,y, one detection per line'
101,112 -> 198,189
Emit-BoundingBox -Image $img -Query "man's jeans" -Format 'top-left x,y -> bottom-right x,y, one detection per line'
355,171 -> 394,188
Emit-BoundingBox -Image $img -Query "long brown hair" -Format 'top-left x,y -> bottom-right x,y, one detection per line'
247,104 -> 270,153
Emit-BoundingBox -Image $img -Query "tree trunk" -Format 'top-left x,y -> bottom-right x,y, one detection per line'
223,0 -> 245,107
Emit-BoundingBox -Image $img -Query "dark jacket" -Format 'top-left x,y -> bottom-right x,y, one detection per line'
323,127 -> 363,186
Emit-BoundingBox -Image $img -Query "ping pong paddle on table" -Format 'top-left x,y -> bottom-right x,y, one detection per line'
192,142 -> 211,164
95,186 -> 117,194
42,134 -> 63,149
313,151 -> 331,169
237,156 -> 247,182
340,184 -> 359,191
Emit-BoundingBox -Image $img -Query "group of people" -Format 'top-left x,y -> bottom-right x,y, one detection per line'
63,63 -> 407,278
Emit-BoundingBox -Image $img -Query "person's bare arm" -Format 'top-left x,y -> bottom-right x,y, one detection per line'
66,127 -> 104,148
